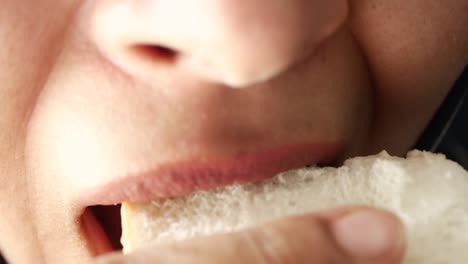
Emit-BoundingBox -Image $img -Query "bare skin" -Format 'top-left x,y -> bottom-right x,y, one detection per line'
97,208 -> 404,264
0,0 -> 467,263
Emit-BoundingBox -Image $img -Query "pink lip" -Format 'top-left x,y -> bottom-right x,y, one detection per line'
79,143 -> 342,207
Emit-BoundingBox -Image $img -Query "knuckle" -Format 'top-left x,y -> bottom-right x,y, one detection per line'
245,227 -> 296,264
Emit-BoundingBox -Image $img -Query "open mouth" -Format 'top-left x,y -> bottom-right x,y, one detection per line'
78,143 -> 342,257
81,205 -> 123,256
81,163 -> 328,257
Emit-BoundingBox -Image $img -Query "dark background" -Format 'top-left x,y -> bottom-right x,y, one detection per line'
415,66 -> 468,169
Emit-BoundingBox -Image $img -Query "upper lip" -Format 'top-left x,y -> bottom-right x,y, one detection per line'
78,143 -> 342,208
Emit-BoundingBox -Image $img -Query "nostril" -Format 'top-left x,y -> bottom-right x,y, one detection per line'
130,44 -> 178,64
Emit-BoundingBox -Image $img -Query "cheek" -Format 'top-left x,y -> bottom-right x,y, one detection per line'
0,0 -> 83,262
349,0 -> 468,154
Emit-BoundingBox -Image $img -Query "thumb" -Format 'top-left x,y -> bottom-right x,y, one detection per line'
324,207 -> 405,263
95,207 -> 405,264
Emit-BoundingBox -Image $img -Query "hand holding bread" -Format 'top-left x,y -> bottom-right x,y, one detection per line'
96,151 -> 468,263
97,207 -> 403,264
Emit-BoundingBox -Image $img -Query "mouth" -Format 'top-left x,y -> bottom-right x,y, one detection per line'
81,205 -> 123,255
78,143 -> 342,256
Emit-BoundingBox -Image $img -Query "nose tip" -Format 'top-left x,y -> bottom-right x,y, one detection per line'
90,1 -> 348,87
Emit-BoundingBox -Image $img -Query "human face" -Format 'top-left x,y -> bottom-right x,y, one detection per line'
1,0 -> 467,263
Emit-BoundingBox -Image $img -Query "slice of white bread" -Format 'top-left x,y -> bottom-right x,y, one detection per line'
121,150 -> 468,263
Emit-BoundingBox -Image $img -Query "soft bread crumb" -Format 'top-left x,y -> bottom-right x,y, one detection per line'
121,150 -> 468,263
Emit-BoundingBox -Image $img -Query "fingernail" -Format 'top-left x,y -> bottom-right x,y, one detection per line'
332,210 -> 403,259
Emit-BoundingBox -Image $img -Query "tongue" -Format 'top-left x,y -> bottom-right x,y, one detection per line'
82,208 -> 114,256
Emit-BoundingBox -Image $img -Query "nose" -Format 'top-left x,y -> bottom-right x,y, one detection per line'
90,0 -> 348,87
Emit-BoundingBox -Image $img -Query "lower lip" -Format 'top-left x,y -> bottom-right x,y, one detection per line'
84,143 -> 342,205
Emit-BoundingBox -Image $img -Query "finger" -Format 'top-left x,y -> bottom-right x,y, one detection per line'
95,207 -> 405,264
328,208 -> 405,264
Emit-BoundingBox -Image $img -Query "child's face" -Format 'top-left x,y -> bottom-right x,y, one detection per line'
1,0 -> 467,262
